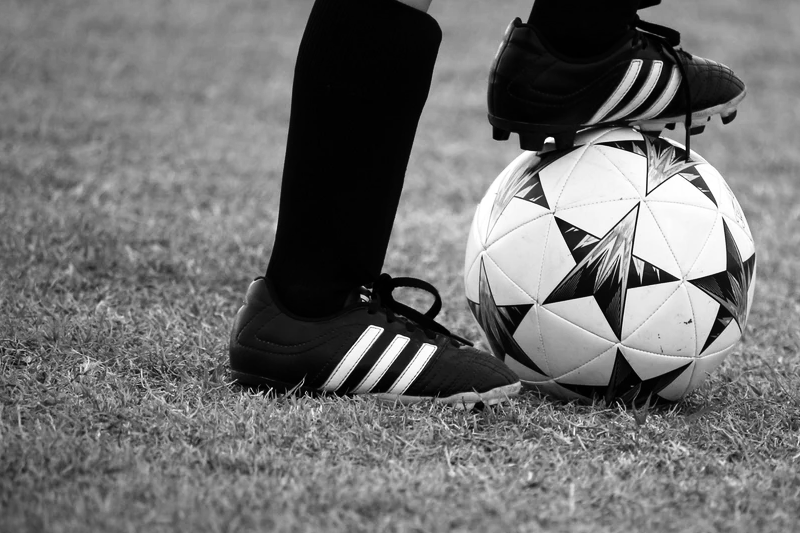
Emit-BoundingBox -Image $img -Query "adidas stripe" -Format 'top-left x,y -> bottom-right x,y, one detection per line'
605,61 -> 662,122
321,325 -> 383,391
322,327 -> 438,395
589,60 -> 681,125
588,59 -> 643,125
385,343 -> 438,396
629,65 -> 681,121
353,334 -> 410,393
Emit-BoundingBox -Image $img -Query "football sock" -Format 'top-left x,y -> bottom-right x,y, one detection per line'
527,0 -> 651,58
395,0 -> 432,11
266,0 -> 441,318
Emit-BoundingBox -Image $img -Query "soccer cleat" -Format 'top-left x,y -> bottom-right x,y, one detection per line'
488,16 -> 746,154
229,274 -> 521,408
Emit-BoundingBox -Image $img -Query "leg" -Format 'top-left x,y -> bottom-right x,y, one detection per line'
396,0 -> 432,11
230,0 -> 521,406
267,0 -> 440,317
527,0 -> 640,58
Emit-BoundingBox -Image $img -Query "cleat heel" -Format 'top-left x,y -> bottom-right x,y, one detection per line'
493,127 -> 511,141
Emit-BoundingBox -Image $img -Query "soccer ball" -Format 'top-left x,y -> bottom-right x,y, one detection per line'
465,127 -> 756,404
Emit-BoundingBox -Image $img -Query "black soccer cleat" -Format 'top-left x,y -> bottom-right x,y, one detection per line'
229,274 -> 521,408
488,16 -> 746,153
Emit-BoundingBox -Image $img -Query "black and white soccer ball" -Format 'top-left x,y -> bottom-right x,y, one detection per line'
465,127 -> 756,404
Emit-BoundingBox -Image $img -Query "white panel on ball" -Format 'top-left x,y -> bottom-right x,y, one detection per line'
487,216 -> 558,303
644,167 -> 720,210
543,297 -> 618,342
617,345 -> 693,381
485,197 -> 550,248
552,148 -> 641,211
480,254 -> 533,306
685,282 -> 724,356
555,347 -> 619,387
511,308 -> 550,377
621,282 -> 684,341
631,204 -> 683,275
645,201 -> 719,276
623,283 -> 696,356
656,361 -> 694,401
684,217 -> 727,280
538,306 -> 617,379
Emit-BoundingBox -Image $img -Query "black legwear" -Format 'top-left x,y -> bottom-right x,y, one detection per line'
528,0 -> 650,58
266,0 -> 441,318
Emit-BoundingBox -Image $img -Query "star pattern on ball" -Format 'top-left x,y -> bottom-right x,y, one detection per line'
689,219 -> 756,353
467,258 -> 541,375
598,135 -> 717,205
557,349 -> 692,406
544,203 -> 679,340
488,147 -> 576,231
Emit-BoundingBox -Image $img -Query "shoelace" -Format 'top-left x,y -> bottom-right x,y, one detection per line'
631,15 -> 693,161
366,273 -> 473,346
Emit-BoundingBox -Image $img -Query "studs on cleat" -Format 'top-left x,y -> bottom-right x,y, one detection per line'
721,109 -> 738,125
689,125 -> 706,135
518,133 -> 548,152
552,131 -> 576,151
493,127 -> 511,141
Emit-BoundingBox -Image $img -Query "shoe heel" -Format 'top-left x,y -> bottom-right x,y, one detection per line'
493,126 -> 511,141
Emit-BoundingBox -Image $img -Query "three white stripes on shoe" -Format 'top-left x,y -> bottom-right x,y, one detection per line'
321,326 -> 438,395
588,59 -> 682,125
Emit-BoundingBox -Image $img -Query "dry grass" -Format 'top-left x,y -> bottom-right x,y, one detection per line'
1,0 -> 799,531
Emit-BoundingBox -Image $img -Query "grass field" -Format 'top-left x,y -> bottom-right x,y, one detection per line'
2,0 -> 799,531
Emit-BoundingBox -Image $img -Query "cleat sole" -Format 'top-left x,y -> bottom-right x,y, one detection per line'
378,382 -> 521,408
552,131 -> 577,150
489,114 -> 578,152
493,127 -> 511,141
490,86 -> 745,149
233,369 -> 522,407
519,133 -> 549,151
647,88 -> 746,134
721,109 -> 738,124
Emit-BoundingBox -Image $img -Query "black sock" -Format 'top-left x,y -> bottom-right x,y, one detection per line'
266,0 -> 441,317
528,0 -> 649,58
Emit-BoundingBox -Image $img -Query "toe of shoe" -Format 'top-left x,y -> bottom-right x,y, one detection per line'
405,346 -> 520,398
686,56 -> 745,108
